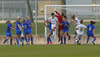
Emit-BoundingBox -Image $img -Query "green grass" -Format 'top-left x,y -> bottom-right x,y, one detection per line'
0,22 -> 100,35
0,45 -> 100,57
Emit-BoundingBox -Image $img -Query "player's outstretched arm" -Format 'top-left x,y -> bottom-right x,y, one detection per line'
11,27 -> 15,30
44,20 -> 48,27
31,22 -> 35,27
55,11 -> 60,16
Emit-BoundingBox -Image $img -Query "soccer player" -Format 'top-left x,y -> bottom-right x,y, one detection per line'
44,20 -> 52,45
3,20 -> 15,45
70,15 -> 80,38
47,13 -> 58,42
22,20 -> 31,45
75,20 -> 87,45
15,18 -> 22,47
14,17 -> 23,45
55,11 -> 70,42
60,15 -> 70,44
86,21 -> 96,45
25,16 -> 35,45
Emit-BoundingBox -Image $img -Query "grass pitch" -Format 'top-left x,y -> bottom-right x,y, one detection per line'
0,22 -> 100,35
0,45 -> 100,57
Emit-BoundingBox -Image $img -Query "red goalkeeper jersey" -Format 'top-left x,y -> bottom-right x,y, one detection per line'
55,11 -> 63,24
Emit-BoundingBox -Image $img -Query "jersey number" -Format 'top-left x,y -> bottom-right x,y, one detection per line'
25,25 -> 27,29
89,27 -> 91,31
80,27 -> 83,31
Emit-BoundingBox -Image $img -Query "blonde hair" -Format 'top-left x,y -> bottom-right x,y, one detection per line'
14,17 -> 21,24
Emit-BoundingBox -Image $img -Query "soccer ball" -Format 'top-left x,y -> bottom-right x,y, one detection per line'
40,8 -> 44,12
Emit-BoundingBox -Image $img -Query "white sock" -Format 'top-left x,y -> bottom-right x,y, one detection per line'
79,39 -> 81,43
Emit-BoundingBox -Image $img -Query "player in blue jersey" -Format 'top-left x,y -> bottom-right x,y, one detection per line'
44,20 -> 52,45
60,15 -> 70,44
25,16 -> 35,45
15,18 -> 22,47
86,21 -> 96,45
14,17 -> 24,45
22,20 -> 31,45
3,20 -> 15,45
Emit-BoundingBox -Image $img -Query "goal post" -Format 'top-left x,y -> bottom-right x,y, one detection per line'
44,5 -> 100,44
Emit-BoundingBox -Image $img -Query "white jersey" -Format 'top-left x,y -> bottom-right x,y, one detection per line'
76,24 -> 87,35
48,17 -> 58,29
48,17 -> 58,24
74,17 -> 80,25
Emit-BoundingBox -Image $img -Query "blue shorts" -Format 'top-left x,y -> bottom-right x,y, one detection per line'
62,29 -> 69,33
6,32 -> 12,37
24,30 -> 30,35
16,30 -> 22,35
29,29 -> 32,34
49,30 -> 52,34
87,32 -> 94,37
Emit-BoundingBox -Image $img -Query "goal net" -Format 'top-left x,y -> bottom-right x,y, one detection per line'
44,5 -> 100,44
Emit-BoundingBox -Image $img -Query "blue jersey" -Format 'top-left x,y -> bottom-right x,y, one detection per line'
48,22 -> 51,30
6,24 -> 12,32
16,21 -> 21,30
62,21 -> 69,30
22,23 -> 30,31
87,24 -> 95,33
26,19 -> 31,29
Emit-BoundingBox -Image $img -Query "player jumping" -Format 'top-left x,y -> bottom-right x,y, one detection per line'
55,11 -> 70,42
22,20 -> 31,45
86,21 -> 96,45
44,20 -> 52,45
60,15 -> 70,44
15,18 -> 23,47
70,15 -> 80,39
25,16 -> 35,45
3,20 -> 15,45
75,20 -> 87,45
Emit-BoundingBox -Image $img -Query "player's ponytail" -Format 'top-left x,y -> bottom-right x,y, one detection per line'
62,13 -> 64,16
6,20 -> 10,24
22,20 -> 26,23
71,15 -> 75,19
16,16 -> 21,24
90,21 -> 96,25
64,15 -> 67,19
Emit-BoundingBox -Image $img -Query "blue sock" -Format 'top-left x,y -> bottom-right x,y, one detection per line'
48,37 -> 51,42
19,38 -> 22,43
47,38 -> 49,43
86,38 -> 89,43
16,39 -> 19,45
28,38 -> 30,43
93,38 -> 96,42
61,37 -> 63,43
31,37 -> 33,43
3,39 -> 7,44
64,37 -> 66,43
10,39 -> 12,45
24,37 -> 27,42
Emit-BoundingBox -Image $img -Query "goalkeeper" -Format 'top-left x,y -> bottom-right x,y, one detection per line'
55,11 -> 71,42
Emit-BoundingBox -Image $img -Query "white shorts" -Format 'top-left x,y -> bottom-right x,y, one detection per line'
76,34 -> 83,40
51,24 -> 56,29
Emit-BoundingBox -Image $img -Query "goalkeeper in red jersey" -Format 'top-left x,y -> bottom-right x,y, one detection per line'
55,11 -> 71,42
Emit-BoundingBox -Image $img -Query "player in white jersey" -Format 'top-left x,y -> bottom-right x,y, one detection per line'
47,13 -> 58,41
75,20 -> 87,45
70,15 -> 80,37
